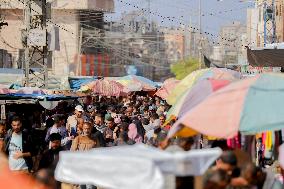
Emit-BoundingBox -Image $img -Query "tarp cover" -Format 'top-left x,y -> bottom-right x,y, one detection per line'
55,144 -> 222,189
68,77 -> 98,90
247,48 -> 284,67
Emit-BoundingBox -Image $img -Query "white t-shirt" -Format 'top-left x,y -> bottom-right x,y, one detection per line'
8,133 -> 28,171
67,115 -> 77,132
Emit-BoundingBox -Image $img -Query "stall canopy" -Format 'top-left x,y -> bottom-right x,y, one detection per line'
106,75 -> 157,92
80,80 -> 128,96
204,55 -> 238,70
0,93 -> 78,101
247,47 -> 284,67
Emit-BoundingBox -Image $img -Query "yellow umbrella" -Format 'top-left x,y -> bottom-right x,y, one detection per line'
166,69 -> 209,105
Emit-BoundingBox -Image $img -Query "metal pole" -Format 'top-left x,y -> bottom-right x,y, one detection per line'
24,0 -> 49,88
43,0 -> 48,88
198,0 -> 202,69
24,0 -> 31,87
263,2 -> 267,46
263,0 -> 276,46
77,27 -> 83,76
272,0 -> 276,43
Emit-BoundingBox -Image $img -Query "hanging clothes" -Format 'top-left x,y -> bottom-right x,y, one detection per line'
263,131 -> 275,159
227,133 -> 241,149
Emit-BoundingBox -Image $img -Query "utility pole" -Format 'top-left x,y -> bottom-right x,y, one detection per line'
198,0 -> 203,69
24,0 -> 31,87
263,0 -> 276,46
24,0 -> 50,88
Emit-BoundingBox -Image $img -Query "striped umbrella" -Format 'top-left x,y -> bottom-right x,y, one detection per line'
166,68 -> 242,105
166,79 -> 231,120
117,75 -> 157,91
168,73 -> 284,139
83,80 -> 128,96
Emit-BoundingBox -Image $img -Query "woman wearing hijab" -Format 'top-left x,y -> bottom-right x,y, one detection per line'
128,123 -> 143,143
133,120 -> 145,140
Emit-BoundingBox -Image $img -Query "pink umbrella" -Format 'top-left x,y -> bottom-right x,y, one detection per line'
89,80 -> 128,96
0,85 -> 10,95
155,78 -> 180,99
168,73 -> 284,139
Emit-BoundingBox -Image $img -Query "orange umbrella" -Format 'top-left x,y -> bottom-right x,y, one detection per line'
0,153 -> 47,189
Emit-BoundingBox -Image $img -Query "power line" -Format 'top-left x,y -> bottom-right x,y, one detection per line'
113,0 -> 250,48
6,0 -> 251,60
16,0 -> 250,48
84,35 -> 171,69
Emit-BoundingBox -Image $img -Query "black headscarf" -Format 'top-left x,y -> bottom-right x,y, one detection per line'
133,120 -> 145,140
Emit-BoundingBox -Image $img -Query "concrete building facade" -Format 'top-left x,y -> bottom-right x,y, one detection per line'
275,0 -> 284,42
211,21 -> 247,66
0,0 -> 114,76
162,29 -> 185,63
247,8 -> 259,47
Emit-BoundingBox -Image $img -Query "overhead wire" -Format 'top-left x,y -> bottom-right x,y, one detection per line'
82,32 -> 172,68
6,0 -> 258,64
115,0 -> 252,48
79,22 -> 181,59
14,0 -> 271,49
14,0 -> 251,49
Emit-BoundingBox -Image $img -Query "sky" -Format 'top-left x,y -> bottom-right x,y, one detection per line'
105,0 -> 254,41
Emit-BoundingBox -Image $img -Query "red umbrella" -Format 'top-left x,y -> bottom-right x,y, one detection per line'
89,80 -> 128,96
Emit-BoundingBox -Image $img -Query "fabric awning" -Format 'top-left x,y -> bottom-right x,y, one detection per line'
247,48 -> 284,67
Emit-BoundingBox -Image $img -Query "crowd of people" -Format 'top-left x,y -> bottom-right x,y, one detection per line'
0,94 -> 283,189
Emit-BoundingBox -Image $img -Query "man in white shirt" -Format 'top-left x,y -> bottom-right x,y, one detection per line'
66,105 -> 84,136
4,116 -> 33,172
